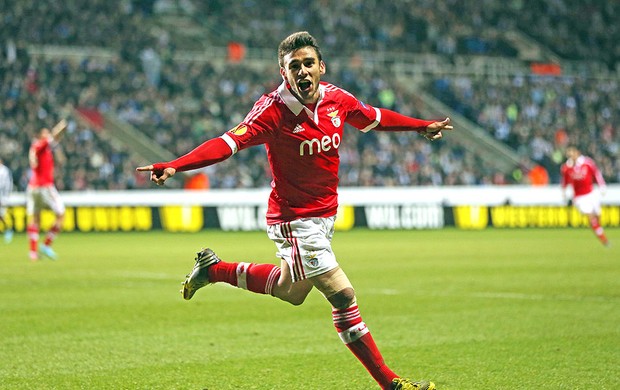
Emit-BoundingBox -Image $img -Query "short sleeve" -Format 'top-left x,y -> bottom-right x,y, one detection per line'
342,91 -> 381,132
220,95 -> 280,154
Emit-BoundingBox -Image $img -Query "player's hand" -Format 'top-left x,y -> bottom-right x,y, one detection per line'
422,117 -> 453,141
51,118 -> 68,140
136,164 -> 176,186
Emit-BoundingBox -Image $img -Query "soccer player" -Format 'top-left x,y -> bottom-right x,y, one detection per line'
0,158 -> 14,243
561,145 -> 609,246
27,119 -> 68,260
138,32 -> 452,390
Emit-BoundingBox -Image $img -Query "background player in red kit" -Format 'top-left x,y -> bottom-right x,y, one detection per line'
561,145 -> 609,246
27,119 -> 67,260
138,32 -> 452,390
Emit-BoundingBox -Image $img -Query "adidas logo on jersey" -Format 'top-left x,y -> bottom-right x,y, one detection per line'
293,124 -> 305,133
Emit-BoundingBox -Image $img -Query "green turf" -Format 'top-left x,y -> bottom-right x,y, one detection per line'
0,228 -> 618,389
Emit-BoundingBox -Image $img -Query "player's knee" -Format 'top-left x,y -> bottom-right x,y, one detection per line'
327,287 -> 356,309
284,294 -> 307,306
273,281 -> 311,306
279,289 -> 311,306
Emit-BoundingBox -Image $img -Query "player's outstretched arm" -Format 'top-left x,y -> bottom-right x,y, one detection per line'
136,137 -> 233,186
371,108 -> 453,141
51,119 -> 68,141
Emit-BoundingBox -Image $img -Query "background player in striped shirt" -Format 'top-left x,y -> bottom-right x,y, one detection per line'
138,32 -> 453,390
27,119 -> 67,261
561,145 -> 609,246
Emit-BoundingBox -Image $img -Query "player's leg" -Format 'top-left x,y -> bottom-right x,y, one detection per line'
181,248 -> 313,304
26,188 -> 40,260
311,267 -> 434,390
27,212 -> 40,261
271,259 -> 314,305
587,212 -> 609,246
576,193 -> 609,246
40,186 -> 65,258
183,218 -> 321,302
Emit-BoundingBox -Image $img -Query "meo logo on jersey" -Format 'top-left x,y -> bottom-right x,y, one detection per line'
298,107 -> 342,156
299,133 -> 341,156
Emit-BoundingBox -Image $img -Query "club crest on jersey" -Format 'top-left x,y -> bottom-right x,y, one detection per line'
327,110 -> 341,127
305,252 -> 319,267
228,124 -> 247,136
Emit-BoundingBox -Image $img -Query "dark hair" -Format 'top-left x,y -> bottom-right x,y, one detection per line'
277,31 -> 322,67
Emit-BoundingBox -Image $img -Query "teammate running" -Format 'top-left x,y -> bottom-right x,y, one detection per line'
561,145 -> 609,246
27,119 -> 67,260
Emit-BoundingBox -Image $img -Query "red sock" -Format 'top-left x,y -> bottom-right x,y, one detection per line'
27,224 -> 39,253
44,222 -> 61,246
208,262 -> 281,295
590,216 -> 608,245
333,304 -> 397,389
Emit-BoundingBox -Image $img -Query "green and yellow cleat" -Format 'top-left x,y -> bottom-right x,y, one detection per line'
391,378 -> 435,390
181,248 -> 221,300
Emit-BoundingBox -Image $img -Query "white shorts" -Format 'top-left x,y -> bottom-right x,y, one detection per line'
573,191 -> 601,215
267,216 -> 338,282
27,185 -> 65,216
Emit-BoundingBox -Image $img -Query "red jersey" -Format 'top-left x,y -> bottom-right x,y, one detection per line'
220,81 -> 380,224
560,155 -> 606,197
28,137 -> 56,187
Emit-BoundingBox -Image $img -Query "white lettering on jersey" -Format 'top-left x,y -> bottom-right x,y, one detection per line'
299,133 -> 341,156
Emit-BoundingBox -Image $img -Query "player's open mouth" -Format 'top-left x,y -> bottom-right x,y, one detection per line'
298,80 -> 312,92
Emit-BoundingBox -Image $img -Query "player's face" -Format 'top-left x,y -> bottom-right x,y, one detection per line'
39,128 -> 51,139
566,147 -> 579,161
280,47 -> 325,105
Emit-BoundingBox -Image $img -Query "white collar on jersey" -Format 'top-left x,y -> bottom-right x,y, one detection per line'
567,155 -> 585,168
575,155 -> 585,166
277,81 -> 325,118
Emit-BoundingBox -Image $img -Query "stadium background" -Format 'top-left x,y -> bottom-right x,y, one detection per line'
1,0 -> 619,232
1,2 -> 619,390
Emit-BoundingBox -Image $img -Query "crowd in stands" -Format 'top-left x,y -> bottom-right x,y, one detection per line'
6,0 -> 616,69
1,47 -> 488,191
1,0 -> 618,193
495,0 -> 620,70
0,50 -> 145,191
193,0 -> 518,58
429,74 -> 620,184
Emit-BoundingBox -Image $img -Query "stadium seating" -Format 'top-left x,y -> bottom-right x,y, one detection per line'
1,0 -> 618,190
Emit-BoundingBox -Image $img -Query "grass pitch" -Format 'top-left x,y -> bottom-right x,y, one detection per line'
0,228 -> 618,389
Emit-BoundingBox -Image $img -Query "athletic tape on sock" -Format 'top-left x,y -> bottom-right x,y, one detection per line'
338,322 -> 369,344
236,262 -> 250,290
